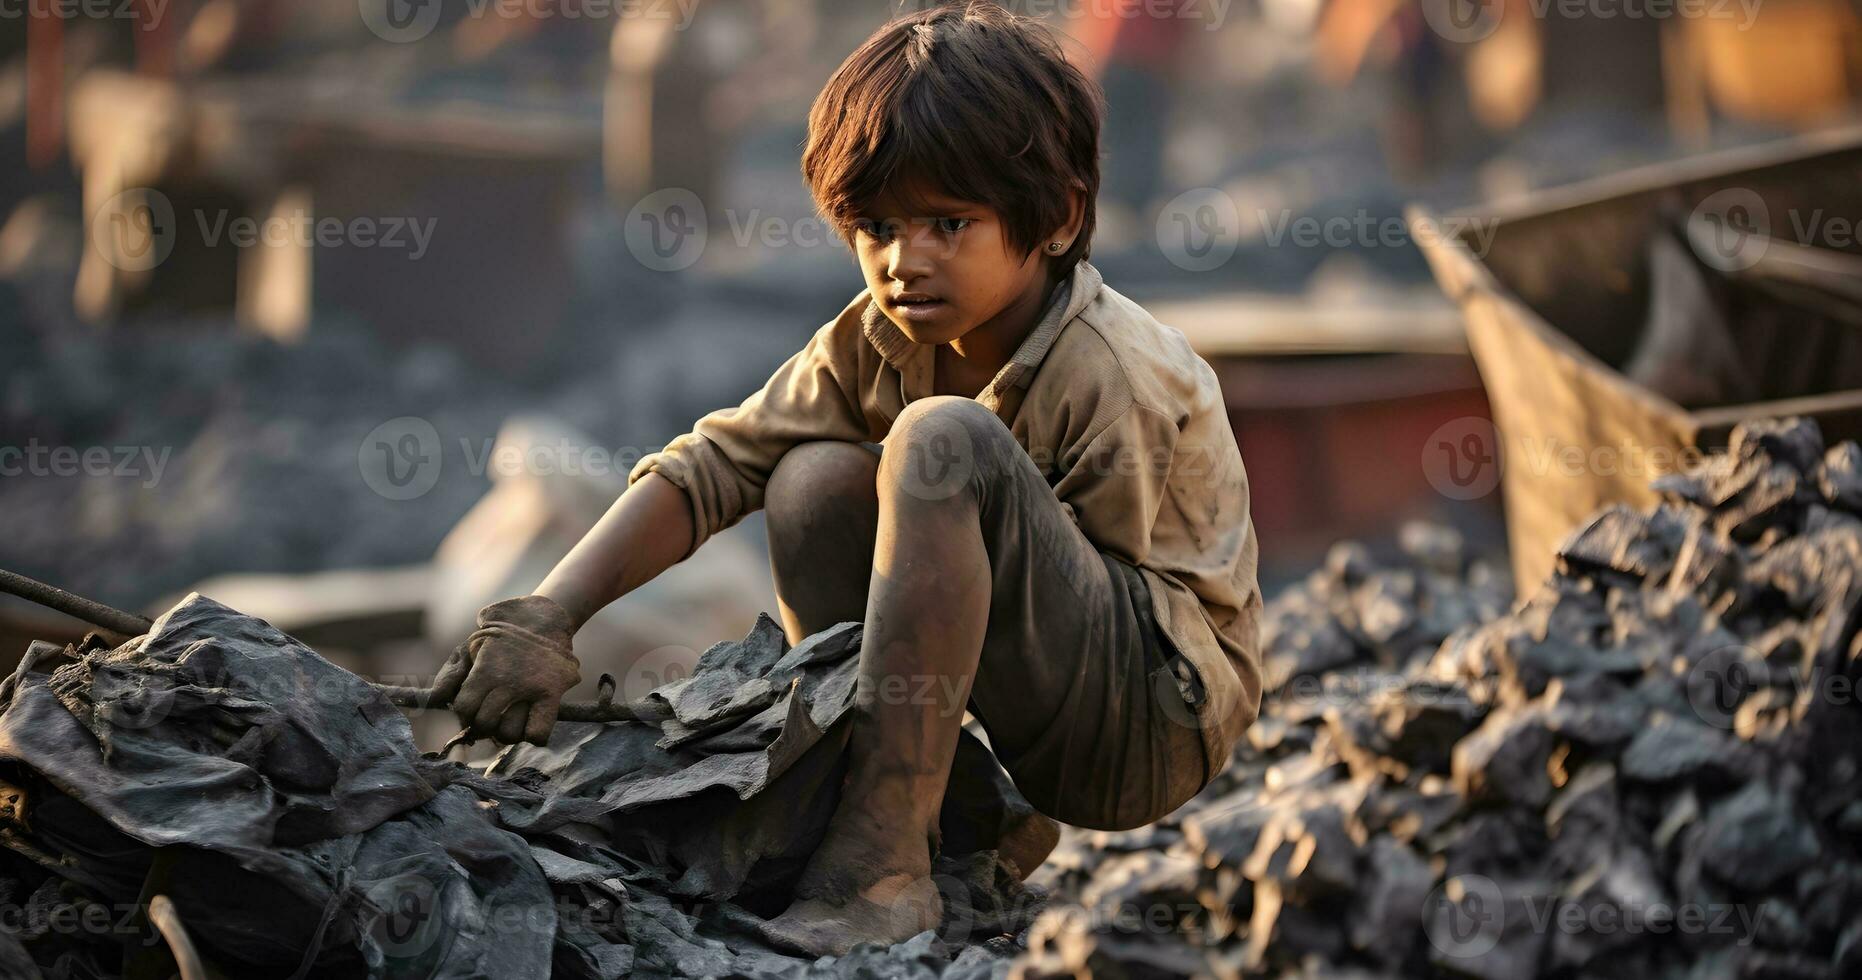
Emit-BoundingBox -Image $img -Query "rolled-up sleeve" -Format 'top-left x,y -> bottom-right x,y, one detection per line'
628,313 -> 871,557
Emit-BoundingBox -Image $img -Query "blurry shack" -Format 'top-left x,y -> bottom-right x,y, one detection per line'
69,72 -> 595,369
1413,126 -> 1862,593
1156,291 -> 1499,582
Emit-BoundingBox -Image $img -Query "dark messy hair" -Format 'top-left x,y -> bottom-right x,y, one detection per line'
802,1 -> 1103,281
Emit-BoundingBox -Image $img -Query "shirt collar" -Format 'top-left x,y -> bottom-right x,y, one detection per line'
859,260 -> 1104,389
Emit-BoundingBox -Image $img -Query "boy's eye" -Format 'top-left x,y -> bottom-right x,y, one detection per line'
933,217 -> 970,234
855,218 -> 899,241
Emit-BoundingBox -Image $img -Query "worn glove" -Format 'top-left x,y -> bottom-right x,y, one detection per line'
444,595 -> 581,745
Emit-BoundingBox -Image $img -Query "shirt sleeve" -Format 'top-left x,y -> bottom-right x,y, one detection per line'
1051,399 -> 1180,566
628,314 -> 871,557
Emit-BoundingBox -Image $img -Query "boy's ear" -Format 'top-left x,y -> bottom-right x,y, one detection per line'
1054,182 -> 1087,245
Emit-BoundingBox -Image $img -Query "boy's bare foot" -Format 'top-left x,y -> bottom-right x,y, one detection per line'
760,871 -> 943,957
761,784 -> 946,957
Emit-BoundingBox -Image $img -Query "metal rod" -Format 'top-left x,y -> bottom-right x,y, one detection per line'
0,568 -> 152,639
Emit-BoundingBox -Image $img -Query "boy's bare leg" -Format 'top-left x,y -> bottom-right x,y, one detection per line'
763,404 -> 997,955
764,441 -> 880,645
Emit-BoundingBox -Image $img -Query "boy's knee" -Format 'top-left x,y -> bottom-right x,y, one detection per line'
766,441 -> 878,543
881,397 -> 1017,501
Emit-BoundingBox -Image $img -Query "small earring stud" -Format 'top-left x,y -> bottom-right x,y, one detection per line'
1048,241 -> 1064,252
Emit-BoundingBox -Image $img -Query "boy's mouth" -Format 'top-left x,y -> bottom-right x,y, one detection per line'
889,294 -> 948,322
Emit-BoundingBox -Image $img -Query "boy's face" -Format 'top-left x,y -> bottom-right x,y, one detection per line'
851,182 -> 1055,347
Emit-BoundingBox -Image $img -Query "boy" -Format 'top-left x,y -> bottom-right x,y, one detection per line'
440,1 -> 1262,956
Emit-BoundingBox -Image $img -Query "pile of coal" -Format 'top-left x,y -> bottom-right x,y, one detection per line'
1020,418 -> 1862,979
0,598 -> 1042,978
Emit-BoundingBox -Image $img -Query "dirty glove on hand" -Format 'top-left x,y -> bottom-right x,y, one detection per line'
450,595 -> 581,745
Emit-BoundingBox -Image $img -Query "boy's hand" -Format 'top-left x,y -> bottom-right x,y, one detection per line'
446,595 -> 581,745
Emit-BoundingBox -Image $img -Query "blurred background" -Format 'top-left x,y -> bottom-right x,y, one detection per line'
2,0 -> 1859,722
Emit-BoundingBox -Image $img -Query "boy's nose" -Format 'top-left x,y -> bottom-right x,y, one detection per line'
885,235 -> 937,282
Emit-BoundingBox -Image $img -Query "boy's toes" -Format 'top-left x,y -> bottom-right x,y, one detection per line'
760,875 -> 944,958
759,899 -> 857,958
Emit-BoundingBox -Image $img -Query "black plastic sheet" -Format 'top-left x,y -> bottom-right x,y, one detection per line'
0,599 -> 1044,979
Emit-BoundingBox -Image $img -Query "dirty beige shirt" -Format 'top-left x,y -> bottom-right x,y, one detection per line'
628,260 -> 1263,776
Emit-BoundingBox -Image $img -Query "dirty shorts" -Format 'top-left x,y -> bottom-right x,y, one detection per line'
866,433 -> 1211,832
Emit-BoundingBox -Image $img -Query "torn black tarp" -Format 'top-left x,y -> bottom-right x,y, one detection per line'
0,596 -> 1048,978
